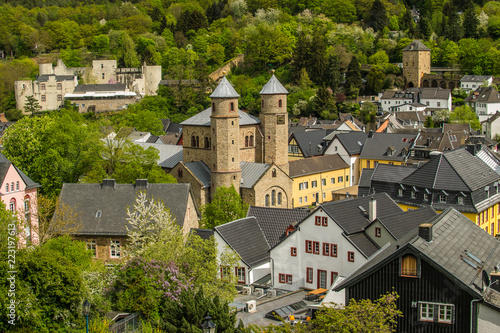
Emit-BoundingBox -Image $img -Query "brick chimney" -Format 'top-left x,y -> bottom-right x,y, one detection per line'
419,223 -> 433,242
102,179 -> 116,188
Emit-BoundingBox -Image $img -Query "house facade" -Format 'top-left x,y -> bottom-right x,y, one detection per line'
460,75 -> 493,92
335,208 -> 500,332
0,153 -> 40,246
55,180 -> 199,263
465,86 -> 500,122
64,83 -> 139,113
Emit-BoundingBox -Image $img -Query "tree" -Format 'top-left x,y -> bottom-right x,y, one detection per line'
201,185 -> 249,229
369,0 -> 388,31
449,105 -> 480,130
23,95 -> 41,116
91,34 -> 110,56
463,5 -> 479,39
313,291 -> 402,332
36,194 -> 82,243
344,56 -> 362,100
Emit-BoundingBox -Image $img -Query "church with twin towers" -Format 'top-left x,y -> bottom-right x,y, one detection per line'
170,73 -> 293,209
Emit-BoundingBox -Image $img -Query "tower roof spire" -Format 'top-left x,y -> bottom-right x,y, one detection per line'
260,73 -> 288,95
210,75 -> 240,98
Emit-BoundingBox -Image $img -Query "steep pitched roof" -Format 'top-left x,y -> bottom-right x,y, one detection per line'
210,76 -> 240,98
240,161 -> 270,188
56,182 -> 195,236
247,206 -> 310,248
289,154 -> 349,178
0,153 -> 40,190
180,107 -> 260,126
371,164 -> 416,183
359,133 -> 416,161
418,88 -> 451,100
260,74 -> 288,95
215,216 -> 270,267
185,161 -> 211,187
132,143 -> 184,169
289,129 -> 330,157
375,206 -> 438,239
336,208 -> 500,300
334,131 -> 368,155
461,75 -> 492,82
402,40 -> 431,51
465,87 -> 500,103
321,193 -> 404,236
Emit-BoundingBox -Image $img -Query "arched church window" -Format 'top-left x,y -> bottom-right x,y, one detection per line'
278,192 -> 282,205
212,102 -> 216,112
272,169 -> 277,178
204,137 -> 210,149
178,168 -> 183,178
191,136 -> 196,147
272,190 -> 276,206
196,136 -> 200,147
245,136 -> 249,147
265,195 -> 270,207
230,102 -> 234,111
279,99 -> 282,108
250,135 -> 254,147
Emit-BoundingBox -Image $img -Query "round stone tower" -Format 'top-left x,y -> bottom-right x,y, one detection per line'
402,40 -> 431,88
260,72 -> 289,174
210,75 -> 241,195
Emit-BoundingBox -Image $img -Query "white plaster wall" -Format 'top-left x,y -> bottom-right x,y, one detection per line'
477,303 -> 500,333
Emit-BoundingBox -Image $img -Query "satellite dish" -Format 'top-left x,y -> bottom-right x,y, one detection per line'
483,270 -> 491,287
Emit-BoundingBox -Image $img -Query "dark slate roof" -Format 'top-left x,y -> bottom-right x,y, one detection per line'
56,181 -> 194,236
402,40 -> 431,51
466,86 -> 500,103
358,168 -> 375,197
240,161 -> 270,188
247,206 -> 310,248
0,153 -> 40,190
215,216 -> 270,267
180,107 -> 260,126
402,148 -> 500,192
190,228 -> 214,240
485,111 -> 500,124
37,74 -> 75,82
375,206 -> 438,239
346,232 -> 379,257
321,193 -> 404,236
289,154 -> 349,178
73,84 -> 127,92
334,131 -> 368,155
210,76 -> 240,98
371,164 -> 416,183
360,133 -> 416,161
289,130 -> 330,157
185,161 -> 211,187
418,88 -> 451,100
336,208 -> 500,300
260,74 -> 288,95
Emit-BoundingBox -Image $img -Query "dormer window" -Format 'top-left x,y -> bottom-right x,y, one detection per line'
439,194 -> 447,203
411,191 -> 416,199
457,196 -> 464,205
398,188 -> 403,197
96,210 -> 102,218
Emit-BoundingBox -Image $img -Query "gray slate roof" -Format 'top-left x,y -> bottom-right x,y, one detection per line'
210,76 -> 240,98
402,148 -> 499,192
74,84 -> 126,92
359,132 -> 416,161
289,154 -> 349,178
321,193 -> 404,236
336,208 -> 500,300
289,129 -> 331,157
461,75 -> 492,82
190,228 -> 214,240
37,74 -> 75,82
56,181 -> 194,236
358,168 -> 375,197
133,143 -> 183,169
0,153 -> 40,190
418,88 -> 451,100
371,164 -> 416,183
180,107 -> 260,127
215,216 -> 270,267
334,131 -> 368,155
260,74 -> 288,95
247,206 -> 310,248
375,206 -> 438,239
185,161 -> 211,187
402,40 -> 431,51
346,232 -> 379,258
240,161 -> 270,188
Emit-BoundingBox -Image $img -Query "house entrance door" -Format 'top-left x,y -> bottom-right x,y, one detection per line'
318,270 -> 327,289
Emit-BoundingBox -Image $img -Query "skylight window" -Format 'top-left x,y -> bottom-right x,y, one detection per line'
96,210 -> 102,218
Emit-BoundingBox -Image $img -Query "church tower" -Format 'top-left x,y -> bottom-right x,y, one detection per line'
402,40 -> 431,88
260,72 -> 289,174
210,75 -> 241,195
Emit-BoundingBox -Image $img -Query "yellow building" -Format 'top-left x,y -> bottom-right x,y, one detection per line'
289,154 -> 350,208
362,147 -> 500,237
358,132 -> 417,179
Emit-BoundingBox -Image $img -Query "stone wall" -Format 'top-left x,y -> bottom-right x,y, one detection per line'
170,162 -> 210,209
403,50 -> 431,88
252,164 -> 292,208
74,235 -> 128,264
68,96 -> 138,113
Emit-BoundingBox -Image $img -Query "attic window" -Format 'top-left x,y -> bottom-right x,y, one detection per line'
96,210 -> 102,218
402,138 -> 408,142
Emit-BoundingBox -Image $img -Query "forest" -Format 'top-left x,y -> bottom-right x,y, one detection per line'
1,0 -> 500,124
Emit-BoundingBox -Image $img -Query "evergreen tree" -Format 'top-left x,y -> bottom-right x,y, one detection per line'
444,11 -> 463,41
418,16 -> 432,40
463,5 -> 479,38
23,95 -> 41,117
291,32 -> 311,84
369,0 -> 388,31
201,185 -> 249,229
325,54 -> 342,93
309,30 -> 328,86
344,56 -> 362,100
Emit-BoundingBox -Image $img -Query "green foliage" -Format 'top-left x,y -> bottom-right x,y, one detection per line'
313,291 -> 402,332
201,185 -> 249,229
23,95 -> 41,116
450,105 -> 481,130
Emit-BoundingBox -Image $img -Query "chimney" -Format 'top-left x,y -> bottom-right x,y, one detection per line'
102,179 -> 116,188
369,197 -> 377,221
419,223 -> 433,242
135,179 -> 149,188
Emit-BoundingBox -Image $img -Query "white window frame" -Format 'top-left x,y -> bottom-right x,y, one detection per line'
110,240 -> 121,258
420,303 -> 434,321
236,267 -> 245,283
438,304 -> 453,323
